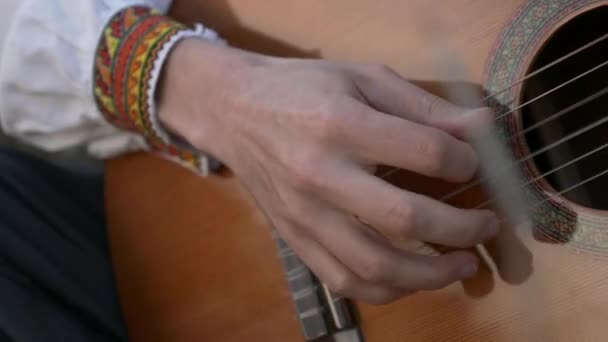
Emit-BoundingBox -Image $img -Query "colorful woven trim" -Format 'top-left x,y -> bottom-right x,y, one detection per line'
93,6 -> 208,173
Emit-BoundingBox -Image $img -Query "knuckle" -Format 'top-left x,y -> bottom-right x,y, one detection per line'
384,200 -> 418,237
418,91 -> 444,117
361,63 -> 397,79
290,164 -> 315,191
325,270 -> 354,296
288,153 -> 327,192
371,63 -> 394,75
314,100 -> 349,141
280,198 -> 311,227
418,132 -> 450,176
356,254 -> 391,283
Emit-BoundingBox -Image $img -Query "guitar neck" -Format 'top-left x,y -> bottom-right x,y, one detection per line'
272,231 -> 358,341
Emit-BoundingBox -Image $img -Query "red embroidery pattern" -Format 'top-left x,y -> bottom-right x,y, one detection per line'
93,6 -> 202,171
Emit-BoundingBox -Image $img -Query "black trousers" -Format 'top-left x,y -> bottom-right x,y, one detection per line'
0,148 -> 127,341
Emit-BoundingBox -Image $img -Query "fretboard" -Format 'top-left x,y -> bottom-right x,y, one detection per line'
272,230 -> 358,341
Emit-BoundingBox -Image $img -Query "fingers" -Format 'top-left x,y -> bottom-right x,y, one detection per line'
460,246 -> 496,298
485,221 -> 534,285
335,99 -> 478,183
291,202 -> 480,291
277,220 -> 409,305
350,64 -> 494,139
325,164 -> 499,248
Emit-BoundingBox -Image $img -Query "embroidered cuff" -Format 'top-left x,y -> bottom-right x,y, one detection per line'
93,6 -> 224,174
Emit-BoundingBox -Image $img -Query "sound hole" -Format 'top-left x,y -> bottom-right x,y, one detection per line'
521,6 -> 608,210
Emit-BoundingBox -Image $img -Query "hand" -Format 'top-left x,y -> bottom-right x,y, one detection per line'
158,39 -> 499,304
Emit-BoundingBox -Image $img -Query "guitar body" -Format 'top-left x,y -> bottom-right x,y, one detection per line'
105,1 -> 608,341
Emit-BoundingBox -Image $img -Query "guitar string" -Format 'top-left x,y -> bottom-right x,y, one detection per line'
473,140 -> 608,210
404,162 -> 608,263
298,34 -> 608,285
375,97 -> 608,255
435,85 -> 608,202
478,32 -> 608,104
437,101 -> 608,202
376,87 -> 608,210
378,80 -> 608,184
348,17 -> 608,311
409,152 -> 608,265
378,57 -> 608,182
417,166 -> 608,264
278,27 -> 608,318
499,162 -> 608,226
377,36 -> 608,181
371,35 -> 608,257
495,59 -> 608,121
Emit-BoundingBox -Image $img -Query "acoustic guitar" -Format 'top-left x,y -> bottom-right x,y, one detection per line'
104,0 -> 608,340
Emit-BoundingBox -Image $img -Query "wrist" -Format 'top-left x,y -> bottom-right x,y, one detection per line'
93,6 -> 225,174
157,38 -> 269,162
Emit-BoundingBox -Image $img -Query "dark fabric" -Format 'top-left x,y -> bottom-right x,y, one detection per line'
0,148 -> 127,342
0,328 -> 12,342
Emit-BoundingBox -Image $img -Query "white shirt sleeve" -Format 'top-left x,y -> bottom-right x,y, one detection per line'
0,0 -> 173,158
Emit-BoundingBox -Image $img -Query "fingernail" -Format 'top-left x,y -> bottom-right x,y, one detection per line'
464,108 -> 495,132
479,215 -> 500,242
466,107 -> 494,121
461,260 -> 479,278
485,215 -> 500,238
